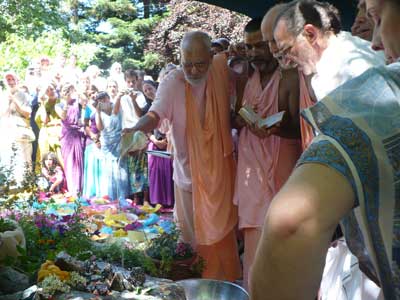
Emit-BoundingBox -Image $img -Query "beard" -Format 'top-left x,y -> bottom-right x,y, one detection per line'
274,53 -> 298,70
183,70 -> 208,87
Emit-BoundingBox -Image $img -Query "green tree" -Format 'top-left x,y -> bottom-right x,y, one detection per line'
0,31 -> 98,79
0,0 -> 67,42
78,0 -> 167,74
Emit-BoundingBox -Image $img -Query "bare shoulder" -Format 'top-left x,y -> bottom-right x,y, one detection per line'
279,68 -> 299,94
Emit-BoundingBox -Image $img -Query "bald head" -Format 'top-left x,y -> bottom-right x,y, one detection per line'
262,4 -> 288,42
180,31 -> 212,54
262,3 -> 297,69
262,4 -> 287,49
180,31 -> 213,86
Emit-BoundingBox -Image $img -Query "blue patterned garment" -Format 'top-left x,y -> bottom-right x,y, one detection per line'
298,62 -> 400,298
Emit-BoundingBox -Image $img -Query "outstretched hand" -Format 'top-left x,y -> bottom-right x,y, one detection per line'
121,127 -> 135,136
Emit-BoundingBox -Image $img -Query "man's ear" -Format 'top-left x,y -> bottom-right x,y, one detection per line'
303,24 -> 318,44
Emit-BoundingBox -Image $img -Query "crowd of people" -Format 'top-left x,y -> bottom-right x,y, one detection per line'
0,54 -> 175,208
0,0 -> 399,298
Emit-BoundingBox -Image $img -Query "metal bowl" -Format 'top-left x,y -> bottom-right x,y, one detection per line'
177,279 -> 249,300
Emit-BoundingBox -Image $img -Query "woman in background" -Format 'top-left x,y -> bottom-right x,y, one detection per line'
95,91 -> 129,200
0,72 -> 33,185
56,83 -> 85,197
82,85 -> 104,199
143,80 -> 174,208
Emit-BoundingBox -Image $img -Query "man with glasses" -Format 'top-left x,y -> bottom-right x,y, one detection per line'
232,17 -> 303,290
273,0 -> 384,101
122,31 -> 241,281
261,3 -> 315,150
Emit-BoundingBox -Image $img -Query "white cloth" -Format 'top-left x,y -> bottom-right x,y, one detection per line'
120,91 -> 148,129
0,90 -> 33,185
311,31 -> 385,299
320,240 -> 383,300
312,31 -> 386,100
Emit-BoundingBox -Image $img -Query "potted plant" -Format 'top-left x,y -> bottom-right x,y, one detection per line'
0,218 -> 26,261
145,225 -> 203,280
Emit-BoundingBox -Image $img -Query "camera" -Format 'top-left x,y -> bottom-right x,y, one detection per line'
124,88 -> 135,95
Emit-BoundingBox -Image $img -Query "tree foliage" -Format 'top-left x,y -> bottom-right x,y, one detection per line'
0,0 -> 67,42
0,0 -> 170,77
146,0 -> 250,64
0,31 -> 98,79
77,0 -> 166,74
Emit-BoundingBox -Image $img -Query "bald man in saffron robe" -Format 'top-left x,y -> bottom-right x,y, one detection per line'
122,31 -> 241,281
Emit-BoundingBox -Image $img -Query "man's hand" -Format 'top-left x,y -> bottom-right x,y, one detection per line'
232,113 -> 247,130
121,127 -> 136,136
130,92 -> 138,103
247,123 -> 281,138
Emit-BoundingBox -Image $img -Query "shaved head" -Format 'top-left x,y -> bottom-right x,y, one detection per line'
180,31 -> 212,54
180,31 -> 213,86
262,3 -> 288,42
262,3 -> 297,69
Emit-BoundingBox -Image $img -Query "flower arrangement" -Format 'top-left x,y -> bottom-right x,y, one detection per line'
145,225 -> 194,261
144,224 -> 203,279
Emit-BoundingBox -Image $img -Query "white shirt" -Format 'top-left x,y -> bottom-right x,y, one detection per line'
312,31 -> 386,100
149,69 -> 207,192
120,91 -> 148,129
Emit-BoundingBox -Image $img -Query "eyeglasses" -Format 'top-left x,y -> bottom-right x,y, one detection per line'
181,61 -> 209,70
245,41 -> 268,51
276,43 -> 295,58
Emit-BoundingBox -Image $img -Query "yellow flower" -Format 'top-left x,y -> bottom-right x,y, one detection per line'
37,260 -> 70,282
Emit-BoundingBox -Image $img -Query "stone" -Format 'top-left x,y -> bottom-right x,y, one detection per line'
130,268 -> 145,287
110,272 -> 133,292
0,267 -> 30,294
54,252 -> 85,273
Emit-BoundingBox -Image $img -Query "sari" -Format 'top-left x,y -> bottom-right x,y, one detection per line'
99,111 -> 129,200
298,62 -> 400,298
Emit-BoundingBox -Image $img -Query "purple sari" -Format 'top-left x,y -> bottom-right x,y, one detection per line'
148,141 -> 174,207
60,100 -> 85,196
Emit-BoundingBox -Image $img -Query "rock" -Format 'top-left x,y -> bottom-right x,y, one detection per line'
130,268 -> 145,287
53,291 -> 162,300
0,292 -> 23,300
89,275 -> 103,282
54,252 -> 85,273
110,272 -> 133,292
53,291 -> 103,300
0,267 -> 30,294
21,286 -> 38,300
144,281 -> 186,300
92,283 -> 109,296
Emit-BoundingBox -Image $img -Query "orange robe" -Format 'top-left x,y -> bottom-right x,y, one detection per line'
185,54 -> 241,281
234,69 -> 302,228
298,71 -> 316,150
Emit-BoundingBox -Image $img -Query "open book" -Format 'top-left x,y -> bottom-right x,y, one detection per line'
238,105 -> 285,129
146,150 -> 172,159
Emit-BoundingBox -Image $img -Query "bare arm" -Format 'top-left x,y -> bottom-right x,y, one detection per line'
122,111 -> 160,136
113,93 -> 123,115
275,68 -> 301,139
11,94 -> 31,119
95,107 -> 104,131
250,163 -> 355,300
130,93 -> 145,117
55,102 -> 68,121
